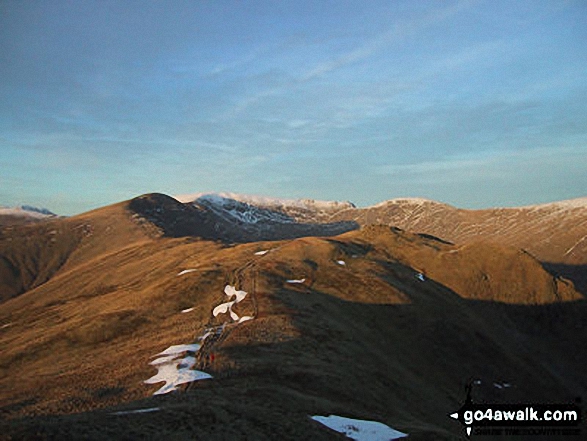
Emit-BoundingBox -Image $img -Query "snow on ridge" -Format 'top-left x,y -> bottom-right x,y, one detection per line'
182,193 -> 293,224
369,197 -> 444,209
517,196 -> 587,210
365,196 -> 587,211
0,205 -> 56,218
175,192 -> 355,212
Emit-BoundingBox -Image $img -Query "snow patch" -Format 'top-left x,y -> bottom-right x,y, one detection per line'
181,307 -> 194,313
224,284 -> 247,302
255,250 -> 269,255
337,260 -> 346,266
145,284 -> 255,395
177,269 -> 197,276
213,285 -> 251,322
213,301 -> 235,317
145,346 -> 211,395
415,273 -> 426,282
156,344 -> 200,356
311,415 -> 407,440
198,331 -> 214,341
150,355 -> 179,365
286,278 -> 306,284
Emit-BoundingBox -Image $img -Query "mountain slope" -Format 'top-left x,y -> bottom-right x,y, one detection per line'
180,193 -> 587,294
0,197 -> 156,303
331,197 -> 587,264
329,197 -> 587,295
1,212 -> 585,440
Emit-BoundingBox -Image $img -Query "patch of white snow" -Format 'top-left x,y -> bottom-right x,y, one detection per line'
177,269 -> 197,276
224,284 -> 247,303
156,344 -> 200,356
286,278 -> 306,284
213,301 -> 235,317
311,415 -> 407,440
255,250 -> 269,255
150,355 -> 180,366
145,354 -> 211,395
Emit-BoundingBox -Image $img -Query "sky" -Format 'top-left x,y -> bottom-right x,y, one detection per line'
1,0 -> 586,215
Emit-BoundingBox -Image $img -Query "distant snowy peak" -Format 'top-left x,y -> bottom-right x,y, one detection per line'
520,197 -> 587,211
194,194 -> 293,224
367,196 -> 587,211
175,192 -> 356,224
0,205 -> 56,218
176,192 -> 356,212
369,197 -> 451,209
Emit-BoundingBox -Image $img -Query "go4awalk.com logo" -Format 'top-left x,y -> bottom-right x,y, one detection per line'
449,381 -> 582,437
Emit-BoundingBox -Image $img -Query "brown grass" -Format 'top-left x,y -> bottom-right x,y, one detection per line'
0,201 -> 585,440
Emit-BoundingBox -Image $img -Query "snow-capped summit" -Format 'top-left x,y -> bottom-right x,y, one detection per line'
0,205 -> 56,218
176,192 -> 355,211
175,192 -> 355,224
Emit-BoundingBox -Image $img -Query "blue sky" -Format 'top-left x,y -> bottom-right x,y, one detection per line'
1,0 -> 586,215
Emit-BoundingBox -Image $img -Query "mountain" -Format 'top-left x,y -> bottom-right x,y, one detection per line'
0,205 -> 57,227
176,192 -> 356,224
328,196 -> 587,295
177,193 -> 587,294
0,193 -> 585,440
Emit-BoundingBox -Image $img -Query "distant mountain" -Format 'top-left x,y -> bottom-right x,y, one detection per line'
172,193 -> 357,241
173,193 -> 587,293
0,205 -> 57,227
176,192 -> 355,223
0,205 -> 56,217
330,196 -> 587,263
328,196 -> 587,294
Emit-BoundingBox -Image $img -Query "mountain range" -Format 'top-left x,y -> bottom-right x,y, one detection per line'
0,193 -> 585,440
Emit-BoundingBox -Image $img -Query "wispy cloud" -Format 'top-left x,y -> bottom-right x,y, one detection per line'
300,0 -> 475,81
376,145 -> 587,181
218,0 -> 475,120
